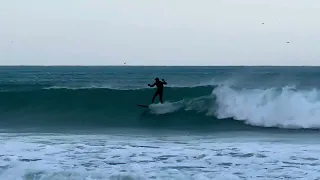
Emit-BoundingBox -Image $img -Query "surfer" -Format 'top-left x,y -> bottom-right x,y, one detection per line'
148,78 -> 167,103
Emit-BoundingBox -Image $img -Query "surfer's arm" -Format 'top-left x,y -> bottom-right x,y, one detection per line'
162,79 -> 167,85
148,83 -> 155,87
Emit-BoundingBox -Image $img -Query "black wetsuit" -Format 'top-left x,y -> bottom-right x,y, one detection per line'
149,80 -> 167,103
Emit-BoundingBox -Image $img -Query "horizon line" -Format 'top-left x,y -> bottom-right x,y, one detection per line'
1,65 -> 320,67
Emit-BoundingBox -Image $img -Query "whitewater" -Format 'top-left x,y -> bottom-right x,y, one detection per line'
1,66 -> 320,179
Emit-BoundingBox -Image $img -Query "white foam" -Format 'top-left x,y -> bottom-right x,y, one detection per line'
1,133 -> 320,179
45,85 -> 118,90
212,85 -> 320,129
149,102 -> 183,114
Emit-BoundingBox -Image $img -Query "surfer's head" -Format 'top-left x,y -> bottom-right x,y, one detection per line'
155,77 -> 159,81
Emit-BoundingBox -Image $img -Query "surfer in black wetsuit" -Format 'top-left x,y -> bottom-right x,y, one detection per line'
148,78 -> 167,103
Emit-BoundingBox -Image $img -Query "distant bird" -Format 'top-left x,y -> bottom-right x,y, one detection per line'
262,23 -> 265,24
124,62 -> 126,65
287,41 -> 290,43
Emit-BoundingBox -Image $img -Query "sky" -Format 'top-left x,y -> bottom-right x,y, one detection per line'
1,0 -> 320,66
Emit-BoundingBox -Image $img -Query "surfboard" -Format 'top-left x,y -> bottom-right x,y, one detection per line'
137,104 -> 149,108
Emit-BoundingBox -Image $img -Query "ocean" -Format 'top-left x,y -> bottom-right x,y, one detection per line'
1,66 -> 320,179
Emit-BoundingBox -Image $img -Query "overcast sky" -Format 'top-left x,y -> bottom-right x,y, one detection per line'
1,0 -> 320,66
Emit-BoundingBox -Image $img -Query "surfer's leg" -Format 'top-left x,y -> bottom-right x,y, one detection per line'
159,92 -> 163,103
152,92 -> 158,103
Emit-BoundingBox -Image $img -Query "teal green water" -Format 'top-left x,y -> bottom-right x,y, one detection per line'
1,66 -> 320,130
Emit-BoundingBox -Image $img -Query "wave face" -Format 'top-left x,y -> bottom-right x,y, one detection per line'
0,86 -> 217,129
1,66 -> 320,131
